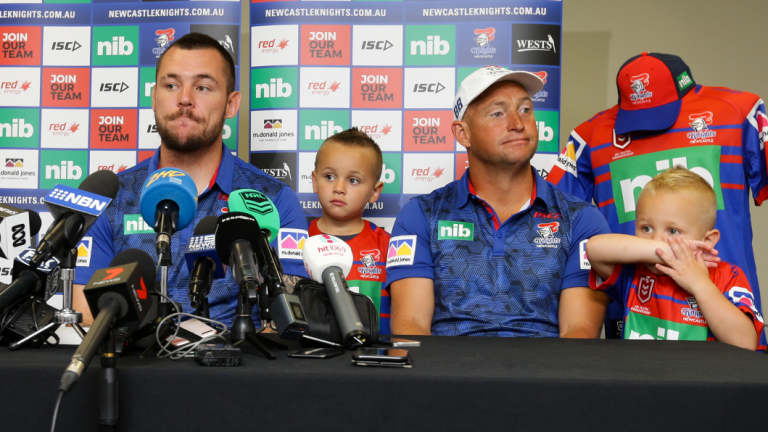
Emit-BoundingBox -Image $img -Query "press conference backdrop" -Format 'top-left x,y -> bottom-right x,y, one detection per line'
0,0 -> 562,257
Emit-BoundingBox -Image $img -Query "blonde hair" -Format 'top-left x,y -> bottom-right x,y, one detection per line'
639,167 -> 717,229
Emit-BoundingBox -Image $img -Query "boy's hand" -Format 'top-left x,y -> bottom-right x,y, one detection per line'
686,239 -> 720,268
654,237 -> 715,296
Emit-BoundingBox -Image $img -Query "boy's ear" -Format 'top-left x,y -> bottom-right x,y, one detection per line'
311,170 -> 318,194
703,228 -> 720,248
369,180 -> 384,203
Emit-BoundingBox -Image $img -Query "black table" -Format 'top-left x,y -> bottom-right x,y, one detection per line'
1,337 -> 767,431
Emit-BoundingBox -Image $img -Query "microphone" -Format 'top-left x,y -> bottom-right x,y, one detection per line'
0,207 -> 41,285
59,249 -> 156,392
0,248 -> 61,313
184,216 -> 225,315
214,212 -> 263,296
139,167 -> 197,261
0,205 -> 41,258
303,234 -> 368,348
30,170 -> 118,268
227,190 -> 308,338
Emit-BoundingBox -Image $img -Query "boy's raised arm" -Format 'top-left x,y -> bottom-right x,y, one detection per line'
585,234 -> 665,279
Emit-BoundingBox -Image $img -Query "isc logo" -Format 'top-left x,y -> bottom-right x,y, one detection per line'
361,40 -> 393,51
100,82 -> 129,93
413,82 -> 445,94
51,41 -> 82,52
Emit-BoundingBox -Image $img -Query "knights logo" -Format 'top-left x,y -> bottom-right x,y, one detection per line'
686,296 -> 699,309
153,28 -> 176,57
471,27 -> 497,59
537,222 -> 559,238
473,27 -> 495,47
361,254 -> 376,268
628,73 -> 653,103
637,275 -> 655,303
688,111 -> 713,131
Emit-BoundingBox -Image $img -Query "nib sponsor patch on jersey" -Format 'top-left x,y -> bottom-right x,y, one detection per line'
278,228 -> 308,260
386,235 -> 416,267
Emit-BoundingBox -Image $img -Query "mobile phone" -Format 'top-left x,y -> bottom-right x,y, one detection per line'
352,347 -> 410,362
377,336 -> 421,348
289,347 -> 345,359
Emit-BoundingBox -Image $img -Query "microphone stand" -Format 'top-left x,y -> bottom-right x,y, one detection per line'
229,272 -> 285,360
8,247 -> 85,350
99,329 -> 119,431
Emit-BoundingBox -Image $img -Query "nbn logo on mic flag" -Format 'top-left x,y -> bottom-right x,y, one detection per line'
46,184 -> 112,216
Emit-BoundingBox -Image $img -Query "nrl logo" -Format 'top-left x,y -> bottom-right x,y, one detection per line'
637,275 -> 655,303
612,129 -> 631,149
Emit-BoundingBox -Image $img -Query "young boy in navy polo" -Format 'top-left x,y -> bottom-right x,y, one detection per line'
310,128 -> 391,334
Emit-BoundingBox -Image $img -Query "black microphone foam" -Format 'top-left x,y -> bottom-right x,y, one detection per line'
214,212 -> 262,262
79,169 -> 119,199
109,248 -> 156,293
26,210 -> 41,237
193,215 -> 218,236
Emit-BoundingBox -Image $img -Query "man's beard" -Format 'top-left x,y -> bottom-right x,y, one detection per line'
156,108 -> 224,153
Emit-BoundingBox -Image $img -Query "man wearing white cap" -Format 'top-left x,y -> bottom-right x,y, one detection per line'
385,66 -> 611,337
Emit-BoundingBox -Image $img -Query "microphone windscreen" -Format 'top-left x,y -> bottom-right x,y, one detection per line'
193,215 -> 218,236
214,212 -> 261,262
302,234 -> 353,283
79,170 -> 119,199
227,189 -> 280,242
139,168 -> 197,229
109,248 -> 157,293
26,210 -> 41,236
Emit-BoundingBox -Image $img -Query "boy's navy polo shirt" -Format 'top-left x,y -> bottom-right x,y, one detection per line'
386,169 -> 609,337
75,145 -> 309,325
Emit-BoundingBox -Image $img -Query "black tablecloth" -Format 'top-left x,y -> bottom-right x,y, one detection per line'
1,337 -> 767,431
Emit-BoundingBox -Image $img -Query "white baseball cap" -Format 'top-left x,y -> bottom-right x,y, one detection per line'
453,66 -> 545,120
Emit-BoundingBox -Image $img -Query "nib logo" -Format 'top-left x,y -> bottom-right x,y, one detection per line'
97,36 -> 134,56
254,78 -> 292,98
0,119 -> 34,138
305,120 -> 343,141
410,35 -> 450,56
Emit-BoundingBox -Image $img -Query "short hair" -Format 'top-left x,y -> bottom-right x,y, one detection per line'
155,32 -> 236,94
315,128 -> 383,180
640,166 -> 717,228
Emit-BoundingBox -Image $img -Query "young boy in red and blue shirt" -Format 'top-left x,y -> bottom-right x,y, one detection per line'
310,128 -> 391,334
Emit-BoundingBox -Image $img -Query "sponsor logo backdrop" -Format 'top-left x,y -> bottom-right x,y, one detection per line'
0,1 -> 241,230
250,0 -> 563,225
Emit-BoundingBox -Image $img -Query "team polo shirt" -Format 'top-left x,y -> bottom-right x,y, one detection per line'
548,85 -> 768,317
309,219 -> 391,335
385,169 -> 610,337
591,262 -> 765,349
75,145 -> 309,325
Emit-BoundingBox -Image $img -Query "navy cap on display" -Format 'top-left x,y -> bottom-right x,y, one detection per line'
615,52 -> 696,135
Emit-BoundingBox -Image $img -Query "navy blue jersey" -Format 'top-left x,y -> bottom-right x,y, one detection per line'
386,169 -> 609,337
75,146 -> 308,325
